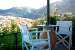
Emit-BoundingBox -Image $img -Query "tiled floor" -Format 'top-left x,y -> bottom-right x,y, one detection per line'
43,44 -> 68,50
54,44 -> 75,50
43,44 -> 75,50
54,44 -> 68,50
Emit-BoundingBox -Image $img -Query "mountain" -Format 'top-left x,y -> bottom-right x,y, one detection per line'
56,0 -> 75,13
0,0 -> 75,19
0,7 -> 28,17
0,7 -> 36,17
24,13 -> 44,19
24,6 -> 47,19
21,6 -> 36,13
32,0 -> 75,16
0,6 -> 44,19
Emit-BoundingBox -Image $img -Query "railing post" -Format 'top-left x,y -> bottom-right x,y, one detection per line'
15,33 -> 17,50
0,32 -> 20,50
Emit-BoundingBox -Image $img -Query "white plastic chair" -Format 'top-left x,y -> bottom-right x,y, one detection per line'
19,23 -> 51,50
55,21 -> 72,50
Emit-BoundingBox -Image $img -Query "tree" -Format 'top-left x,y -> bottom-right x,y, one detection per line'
10,19 -> 17,33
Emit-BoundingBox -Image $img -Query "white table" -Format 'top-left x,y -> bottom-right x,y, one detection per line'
37,25 -> 58,30
37,25 -> 58,27
37,24 -> 58,50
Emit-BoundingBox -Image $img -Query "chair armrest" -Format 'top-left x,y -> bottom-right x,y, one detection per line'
30,30 -> 51,33
33,39 -> 49,42
29,28 -> 38,30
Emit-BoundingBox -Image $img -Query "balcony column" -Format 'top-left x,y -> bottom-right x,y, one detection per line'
47,0 -> 50,25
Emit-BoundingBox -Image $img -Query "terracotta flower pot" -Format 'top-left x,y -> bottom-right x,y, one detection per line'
40,27 -> 56,50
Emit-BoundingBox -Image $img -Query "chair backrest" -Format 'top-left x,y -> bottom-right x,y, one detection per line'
56,21 -> 72,34
19,23 -> 31,43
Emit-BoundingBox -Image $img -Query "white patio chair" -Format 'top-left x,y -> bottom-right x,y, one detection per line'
55,21 -> 72,50
19,23 -> 51,50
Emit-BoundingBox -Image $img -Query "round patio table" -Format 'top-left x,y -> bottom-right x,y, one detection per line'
37,25 -> 58,50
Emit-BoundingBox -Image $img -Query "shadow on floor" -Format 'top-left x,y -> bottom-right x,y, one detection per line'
54,44 -> 75,50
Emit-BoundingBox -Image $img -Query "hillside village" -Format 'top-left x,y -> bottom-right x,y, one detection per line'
0,12 -> 74,31
0,15 -> 36,30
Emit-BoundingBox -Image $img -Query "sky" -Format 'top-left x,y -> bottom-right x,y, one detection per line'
0,0 -> 61,9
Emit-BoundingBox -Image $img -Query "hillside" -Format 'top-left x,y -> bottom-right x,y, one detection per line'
0,0 -> 75,19
0,7 -> 36,17
24,13 -> 44,19
32,0 -> 75,16
56,0 -> 75,13
0,7 -> 28,17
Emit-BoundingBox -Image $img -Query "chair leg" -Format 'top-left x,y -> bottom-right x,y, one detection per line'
56,34 -> 71,50
48,43 -> 51,50
69,35 -> 71,50
32,45 -> 34,50
69,34 -> 72,50
70,35 -> 72,47
24,42 -> 29,50
22,40 -> 24,50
